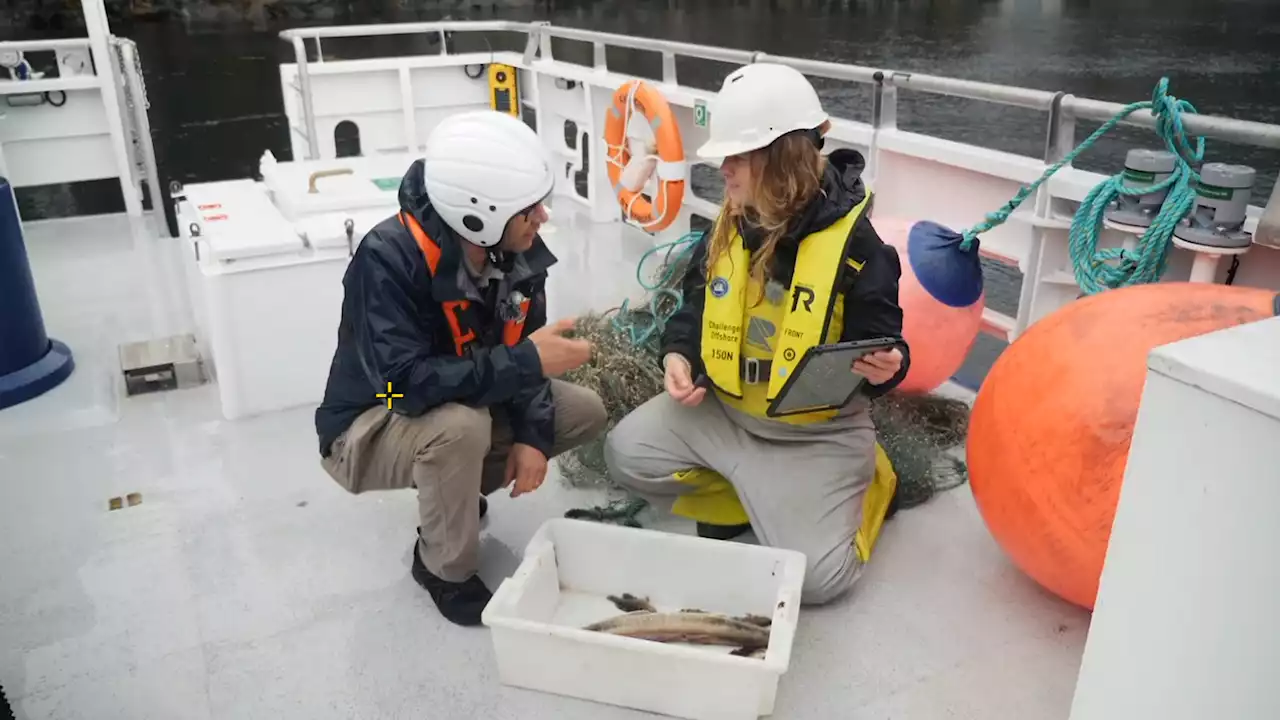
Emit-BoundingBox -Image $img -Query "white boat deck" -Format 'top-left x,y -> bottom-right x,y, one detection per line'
0,204 -> 1089,720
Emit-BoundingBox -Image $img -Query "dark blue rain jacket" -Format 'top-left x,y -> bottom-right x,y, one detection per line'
315,159 -> 555,458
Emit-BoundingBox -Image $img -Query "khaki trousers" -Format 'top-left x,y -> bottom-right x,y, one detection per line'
321,379 -> 607,582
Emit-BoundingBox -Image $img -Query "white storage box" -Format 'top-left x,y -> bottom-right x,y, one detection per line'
482,519 -> 807,720
177,178 -> 356,420
259,150 -> 413,221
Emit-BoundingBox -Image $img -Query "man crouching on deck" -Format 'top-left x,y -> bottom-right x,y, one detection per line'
315,110 -> 606,627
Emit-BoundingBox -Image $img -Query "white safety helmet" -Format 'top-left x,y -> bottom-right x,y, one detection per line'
695,63 -> 828,161
422,110 -> 554,248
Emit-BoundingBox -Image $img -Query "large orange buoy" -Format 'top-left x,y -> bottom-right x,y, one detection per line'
875,216 -> 985,393
967,282 -> 1279,609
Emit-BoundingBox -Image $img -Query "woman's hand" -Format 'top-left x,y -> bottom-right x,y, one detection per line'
663,353 -> 707,407
853,347 -> 904,385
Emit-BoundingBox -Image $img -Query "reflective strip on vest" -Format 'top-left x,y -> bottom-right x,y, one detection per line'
398,212 -> 527,356
700,193 -> 872,421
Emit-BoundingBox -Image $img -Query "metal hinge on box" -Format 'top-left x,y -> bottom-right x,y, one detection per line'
118,334 -> 207,396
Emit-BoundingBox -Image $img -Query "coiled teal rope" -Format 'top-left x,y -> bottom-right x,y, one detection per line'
959,77 -> 1203,295
609,231 -> 703,348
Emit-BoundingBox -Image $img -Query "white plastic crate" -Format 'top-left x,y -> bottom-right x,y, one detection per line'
481,518 -> 807,720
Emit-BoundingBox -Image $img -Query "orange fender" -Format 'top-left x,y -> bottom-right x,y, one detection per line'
967,283 -> 1279,609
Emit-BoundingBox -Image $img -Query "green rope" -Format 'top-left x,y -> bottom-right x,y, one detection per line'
565,496 -> 649,528
563,233 -> 700,525
958,77 -> 1204,295
609,231 -> 704,349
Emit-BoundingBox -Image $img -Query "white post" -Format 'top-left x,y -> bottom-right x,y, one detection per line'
1187,252 -> 1222,283
120,40 -> 162,213
1068,315 -> 1280,720
398,67 -> 418,155
82,0 -> 142,216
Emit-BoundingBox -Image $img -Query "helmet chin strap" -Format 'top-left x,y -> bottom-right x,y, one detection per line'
776,126 -> 825,151
805,126 -> 825,150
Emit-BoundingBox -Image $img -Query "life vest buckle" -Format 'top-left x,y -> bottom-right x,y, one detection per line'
743,357 -> 764,384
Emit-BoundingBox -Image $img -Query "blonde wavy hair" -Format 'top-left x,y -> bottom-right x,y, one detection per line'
704,132 -> 826,305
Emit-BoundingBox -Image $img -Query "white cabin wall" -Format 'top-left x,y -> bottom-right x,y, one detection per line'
407,65 -> 492,156
529,70 -> 592,207
279,52 -> 519,161
0,90 -> 120,187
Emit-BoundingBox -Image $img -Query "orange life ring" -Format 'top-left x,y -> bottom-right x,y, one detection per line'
604,79 -> 686,233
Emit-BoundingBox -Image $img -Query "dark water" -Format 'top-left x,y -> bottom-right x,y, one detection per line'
5,0 -> 1279,386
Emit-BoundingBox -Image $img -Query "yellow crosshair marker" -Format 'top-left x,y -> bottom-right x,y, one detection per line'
376,381 -> 404,409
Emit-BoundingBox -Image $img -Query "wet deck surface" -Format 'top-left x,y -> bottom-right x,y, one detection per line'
0,207 -> 1089,719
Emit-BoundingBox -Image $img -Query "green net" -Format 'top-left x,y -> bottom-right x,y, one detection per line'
557,231 -> 971,523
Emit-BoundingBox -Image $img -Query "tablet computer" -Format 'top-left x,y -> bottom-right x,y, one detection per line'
766,337 -> 904,417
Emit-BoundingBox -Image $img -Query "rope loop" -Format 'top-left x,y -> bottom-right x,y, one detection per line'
956,77 -> 1205,295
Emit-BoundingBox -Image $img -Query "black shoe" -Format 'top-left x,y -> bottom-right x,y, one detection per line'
479,495 -> 488,520
696,522 -> 753,541
410,538 -> 493,626
885,484 -> 901,521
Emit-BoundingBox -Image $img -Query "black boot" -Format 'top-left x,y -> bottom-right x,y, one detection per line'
885,483 -> 901,521
696,522 -> 753,541
410,535 -> 492,626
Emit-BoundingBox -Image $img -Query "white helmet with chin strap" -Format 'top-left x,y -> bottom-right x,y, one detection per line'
422,110 -> 555,248
695,63 -> 829,160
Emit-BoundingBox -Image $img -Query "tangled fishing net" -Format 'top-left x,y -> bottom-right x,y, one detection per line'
558,232 -> 970,525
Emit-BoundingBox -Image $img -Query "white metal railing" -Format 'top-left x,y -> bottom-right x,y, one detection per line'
0,39 -> 93,52
275,19 -> 1280,348
279,20 -> 1280,166
111,37 -> 164,214
0,0 -> 163,218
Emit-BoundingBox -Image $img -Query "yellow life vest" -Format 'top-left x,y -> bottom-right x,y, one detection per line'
701,194 -> 872,425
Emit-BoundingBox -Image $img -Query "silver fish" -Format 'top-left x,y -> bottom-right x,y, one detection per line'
583,611 -> 771,652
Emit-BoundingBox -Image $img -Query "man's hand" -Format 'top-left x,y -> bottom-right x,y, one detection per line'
529,317 -> 593,377
853,347 -> 904,385
504,443 -> 549,498
663,353 -> 706,407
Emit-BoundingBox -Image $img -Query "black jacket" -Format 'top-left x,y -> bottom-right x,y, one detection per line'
315,159 -> 555,457
660,148 -> 911,399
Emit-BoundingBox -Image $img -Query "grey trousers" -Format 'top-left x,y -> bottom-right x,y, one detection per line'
321,380 -> 608,582
604,392 -> 876,604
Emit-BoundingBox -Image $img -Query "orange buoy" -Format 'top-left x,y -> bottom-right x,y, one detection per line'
875,216 -> 985,393
967,282 -> 1279,609
604,79 -> 686,233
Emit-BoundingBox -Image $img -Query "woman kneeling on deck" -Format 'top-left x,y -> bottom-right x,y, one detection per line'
605,63 -> 910,605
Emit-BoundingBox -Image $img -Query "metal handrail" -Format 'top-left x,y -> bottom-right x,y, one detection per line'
278,19 -> 1280,155
0,39 -> 93,52
889,71 -> 1059,111
1065,96 -> 1280,151
279,20 -> 523,40
538,25 -> 758,66
752,54 -> 882,87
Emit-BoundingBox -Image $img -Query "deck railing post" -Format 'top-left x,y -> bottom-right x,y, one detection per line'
879,73 -> 900,132
119,39 -> 164,215
868,72 -> 886,184
82,0 -> 143,215
522,22 -> 547,65
293,36 -> 320,160
1014,91 -> 1071,340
